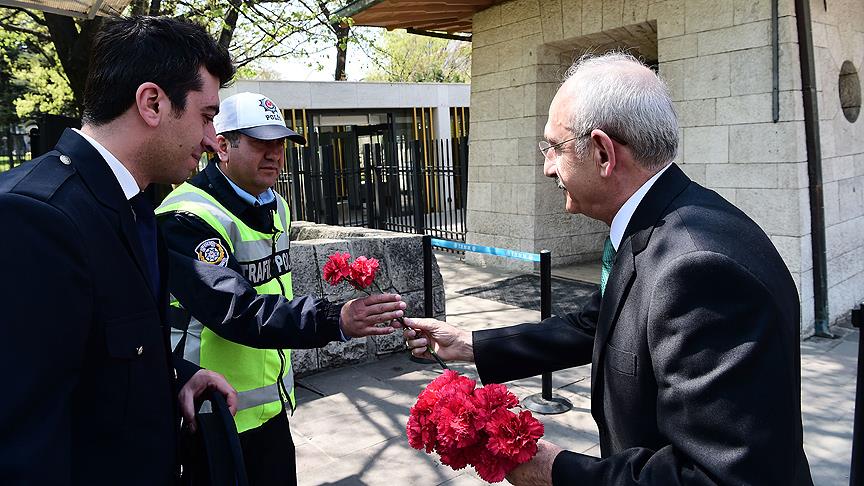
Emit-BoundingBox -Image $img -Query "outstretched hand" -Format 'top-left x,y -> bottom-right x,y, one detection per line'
340,293 -> 406,337
402,317 -> 474,363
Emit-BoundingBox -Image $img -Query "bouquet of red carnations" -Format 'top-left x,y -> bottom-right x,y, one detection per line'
407,370 -> 544,483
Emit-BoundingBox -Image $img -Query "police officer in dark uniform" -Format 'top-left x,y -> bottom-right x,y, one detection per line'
0,16 -> 238,484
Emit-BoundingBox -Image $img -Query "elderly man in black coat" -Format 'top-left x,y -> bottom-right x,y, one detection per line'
405,52 -> 813,485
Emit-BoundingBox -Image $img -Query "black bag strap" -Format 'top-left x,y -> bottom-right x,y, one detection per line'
196,391 -> 249,486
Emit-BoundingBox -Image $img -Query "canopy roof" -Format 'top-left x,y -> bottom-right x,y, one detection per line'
0,0 -> 129,19
335,0 -> 497,34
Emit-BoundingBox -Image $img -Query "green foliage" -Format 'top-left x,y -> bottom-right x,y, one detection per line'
0,9 -> 76,121
364,30 -> 471,83
13,60 -> 76,119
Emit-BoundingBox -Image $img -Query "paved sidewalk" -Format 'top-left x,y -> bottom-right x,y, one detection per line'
293,252 -> 859,486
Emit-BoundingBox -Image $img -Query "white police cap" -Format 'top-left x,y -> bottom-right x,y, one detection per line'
214,92 -> 306,144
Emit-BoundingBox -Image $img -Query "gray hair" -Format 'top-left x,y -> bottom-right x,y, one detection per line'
563,52 -> 678,171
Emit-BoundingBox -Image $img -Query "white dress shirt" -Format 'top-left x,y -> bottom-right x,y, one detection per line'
609,163 -> 672,251
73,128 -> 140,201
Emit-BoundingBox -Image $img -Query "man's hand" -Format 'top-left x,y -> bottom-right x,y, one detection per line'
403,317 -> 474,362
506,440 -> 562,486
178,369 -> 238,433
340,293 -> 407,338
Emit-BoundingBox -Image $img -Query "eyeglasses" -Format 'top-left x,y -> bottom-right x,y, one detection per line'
538,130 -> 628,159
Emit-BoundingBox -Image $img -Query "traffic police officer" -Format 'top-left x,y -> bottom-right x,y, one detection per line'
156,92 -> 406,485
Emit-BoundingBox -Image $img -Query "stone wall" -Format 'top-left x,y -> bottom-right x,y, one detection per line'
810,1 -> 864,326
466,0 -> 864,335
288,222 -> 445,375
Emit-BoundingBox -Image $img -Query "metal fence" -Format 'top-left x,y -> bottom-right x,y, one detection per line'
0,124 -> 30,173
275,137 -> 468,242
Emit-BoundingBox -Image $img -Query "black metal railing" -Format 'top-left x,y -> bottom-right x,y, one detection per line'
277,137 -> 468,242
0,124 -> 29,173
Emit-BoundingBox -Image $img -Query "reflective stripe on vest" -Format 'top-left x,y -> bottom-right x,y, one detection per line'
157,183 -> 294,433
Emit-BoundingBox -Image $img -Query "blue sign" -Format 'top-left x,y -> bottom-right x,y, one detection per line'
431,238 -> 541,262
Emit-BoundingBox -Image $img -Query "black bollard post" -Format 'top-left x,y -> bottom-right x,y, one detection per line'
522,250 -> 572,414
851,303 -> 863,486
410,234 -> 437,366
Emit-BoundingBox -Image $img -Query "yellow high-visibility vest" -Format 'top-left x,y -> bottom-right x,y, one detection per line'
157,183 -> 294,433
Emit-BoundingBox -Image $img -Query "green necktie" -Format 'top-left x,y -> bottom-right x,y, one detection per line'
600,236 -> 616,296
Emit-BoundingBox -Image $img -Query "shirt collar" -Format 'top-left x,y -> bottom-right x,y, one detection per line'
609,163 -> 672,251
215,162 -> 275,207
73,128 -> 140,201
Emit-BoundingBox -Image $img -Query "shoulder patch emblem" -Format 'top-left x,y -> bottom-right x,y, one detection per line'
195,238 -> 228,266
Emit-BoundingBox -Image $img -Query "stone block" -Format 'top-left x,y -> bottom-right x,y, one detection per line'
838,177 -> 864,223
490,184 -> 517,214
715,93 -> 774,125
500,86 -> 526,118
501,0 -> 541,25
499,18 -> 544,43
697,21 -> 770,56
290,241 -> 323,297
474,4 -> 502,31
516,183 -> 536,215
498,39 -> 529,71
560,0 -> 583,39
730,47 -> 772,95
683,53 -> 731,100
659,34 -> 698,62
733,0 -> 770,23
736,188 -> 801,236
649,0 -> 685,39
472,72 -> 510,92
581,0 -> 603,34
470,89 -> 499,122
472,120 -> 510,141
472,46 -> 499,78
541,0 -> 564,43
659,59 -> 686,101
292,348 -> 319,376
713,187 -> 736,204
728,122 -> 806,163
822,181 -> 840,226
317,339 -> 368,370
468,182 -> 492,212
777,161 -> 808,189
769,235 -> 803,273
683,126 -> 728,164
825,217 -> 864,263
623,0 -> 650,24
706,163 -> 778,188
675,99 -> 716,127
684,0 -> 733,33
602,0 -> 624,31
382,235 -> 425,294
679,162 -> 706,184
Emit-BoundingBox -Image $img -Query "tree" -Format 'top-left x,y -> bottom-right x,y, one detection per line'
364,29 -> 471,83
0,0 -> 371,120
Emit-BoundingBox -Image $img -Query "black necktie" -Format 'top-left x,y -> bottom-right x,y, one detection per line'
130,192 -> 160,296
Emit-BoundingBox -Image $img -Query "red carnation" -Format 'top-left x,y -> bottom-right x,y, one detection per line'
484,409 -> 545,463
322,252 -> 351,286
349,256 -> 380,289
472,449 -> 518,483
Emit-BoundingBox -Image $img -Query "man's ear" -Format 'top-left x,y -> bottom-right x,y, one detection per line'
592,130 -> 616,178
135,82 -> 167,128
215,134 -> 230,163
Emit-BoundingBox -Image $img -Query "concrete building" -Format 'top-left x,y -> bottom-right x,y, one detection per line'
339,0 -> 864,336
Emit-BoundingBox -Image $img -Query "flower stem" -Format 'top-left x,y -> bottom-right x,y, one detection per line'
395,316 -> 448,370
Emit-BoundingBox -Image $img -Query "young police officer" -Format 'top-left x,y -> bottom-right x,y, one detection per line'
156,92 -> 406,485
